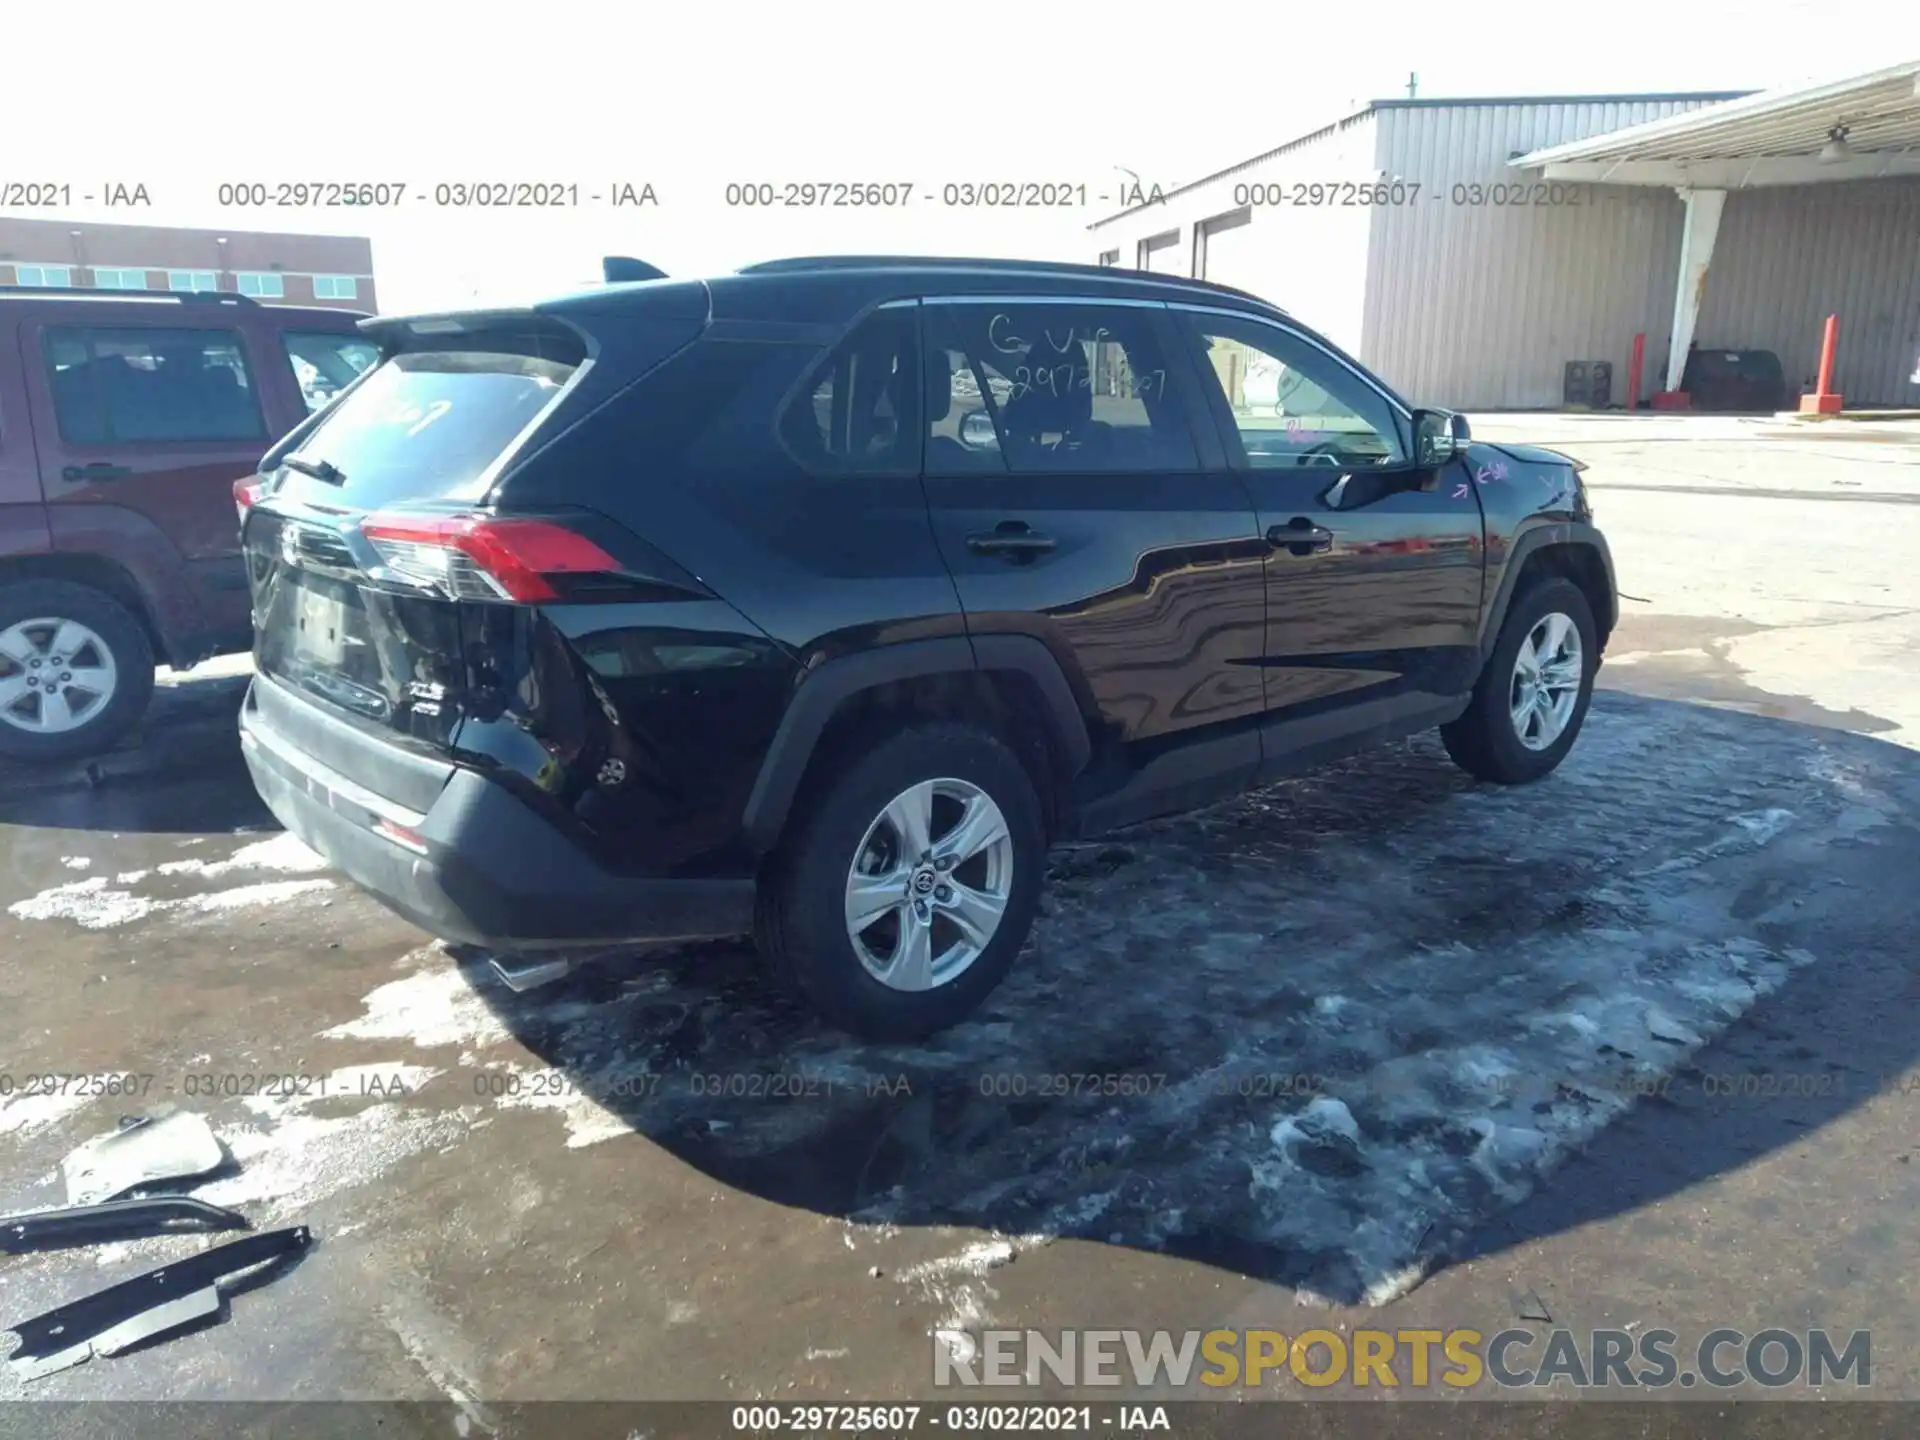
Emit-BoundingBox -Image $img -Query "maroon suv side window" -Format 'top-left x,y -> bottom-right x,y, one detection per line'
43,327 -> 267,445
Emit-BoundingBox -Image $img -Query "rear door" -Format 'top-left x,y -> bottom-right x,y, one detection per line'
21,317 -> 278,637
1169,305 -> 1484,721
918,295 -> 1268,756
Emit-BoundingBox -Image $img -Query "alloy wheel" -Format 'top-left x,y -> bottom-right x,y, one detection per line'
844,778 -> 1015,992
0,617 -> 119,736
1509,611 -> 1582,751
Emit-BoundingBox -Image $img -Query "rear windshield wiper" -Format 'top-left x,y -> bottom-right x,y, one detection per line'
282,455 -> 346,485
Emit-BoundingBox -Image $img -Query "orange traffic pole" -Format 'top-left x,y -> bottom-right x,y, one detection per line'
1799,313 -> 1844,415
1815,314 -> 1838,396
1627,332 -> 1645,411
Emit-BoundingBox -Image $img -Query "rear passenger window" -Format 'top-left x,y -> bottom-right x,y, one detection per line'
778,308 -> 919,476
927,302 -> 1199,475
282,331 -> 381,412
44,327 -> 266,444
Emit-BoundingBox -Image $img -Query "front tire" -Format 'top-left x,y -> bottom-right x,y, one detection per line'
0,581 -> 155,763
755,722 -> 1046,1041
1441,576 -> 1597,784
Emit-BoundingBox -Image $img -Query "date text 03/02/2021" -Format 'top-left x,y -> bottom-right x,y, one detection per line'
727,1403 -> 1173,1434
1232,180 -> 1592,207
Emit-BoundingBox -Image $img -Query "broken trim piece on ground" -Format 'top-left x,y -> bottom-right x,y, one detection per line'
62,1112 -> 226,1206
0,1196 -> 250,1254
5,1225 -> 312,1381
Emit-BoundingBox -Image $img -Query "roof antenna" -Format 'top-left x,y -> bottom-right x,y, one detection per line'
603,256 -> 667,283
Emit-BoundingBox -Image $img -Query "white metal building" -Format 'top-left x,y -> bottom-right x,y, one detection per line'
1089,63 -> 1920,410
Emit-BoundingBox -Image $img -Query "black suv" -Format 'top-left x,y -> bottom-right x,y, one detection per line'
238,256 -> 1616,1039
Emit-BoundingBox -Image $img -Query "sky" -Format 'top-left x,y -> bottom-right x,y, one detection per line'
1,0 -> 1909,312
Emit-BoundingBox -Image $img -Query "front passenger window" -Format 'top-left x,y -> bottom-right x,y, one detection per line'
1183,317 -> 1403,470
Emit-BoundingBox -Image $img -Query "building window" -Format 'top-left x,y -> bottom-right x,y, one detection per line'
167,270 -> 220,293
92,268 -> 148,290
236,272 -> 285,298
14,264 -> 72,287
312,275 -> 359,300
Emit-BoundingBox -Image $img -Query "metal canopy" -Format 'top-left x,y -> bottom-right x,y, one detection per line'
1511,60 -> 1920,187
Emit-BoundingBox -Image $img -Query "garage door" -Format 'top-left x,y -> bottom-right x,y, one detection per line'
1139,232 -> 1182,274
1199,212 -> 1261,292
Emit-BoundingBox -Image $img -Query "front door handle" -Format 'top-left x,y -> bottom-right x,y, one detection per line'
62,463 -> 134,482
1268,517 -> 1334,555
966,522 -> 1056,560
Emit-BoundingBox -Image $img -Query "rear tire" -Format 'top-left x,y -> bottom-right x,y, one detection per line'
755,722 -> 1046,1041
1441,576 -> 1596,785
0,581 -> 155,763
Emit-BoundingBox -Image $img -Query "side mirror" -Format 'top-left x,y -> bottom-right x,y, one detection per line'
1412,409 -> 1469,467
959,410 -> 999,450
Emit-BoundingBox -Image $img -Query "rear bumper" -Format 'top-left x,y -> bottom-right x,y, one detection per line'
238,679 -> 755,951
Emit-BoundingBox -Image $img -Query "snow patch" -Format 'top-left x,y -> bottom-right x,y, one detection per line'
157,832 -> 327,880
60,856 -> 90,870
323,960 -> 511,1051
0,1087 -> 95,1136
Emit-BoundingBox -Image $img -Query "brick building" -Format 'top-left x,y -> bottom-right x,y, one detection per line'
0,217 -> 376,312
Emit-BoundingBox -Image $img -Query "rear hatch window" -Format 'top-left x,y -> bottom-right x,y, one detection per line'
273,326 -> 587,511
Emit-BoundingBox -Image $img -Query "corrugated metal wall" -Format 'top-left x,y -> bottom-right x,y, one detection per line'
1087,113 -> 1379,352
1697,180 -> 1920,407
1364,99 -> 1724,409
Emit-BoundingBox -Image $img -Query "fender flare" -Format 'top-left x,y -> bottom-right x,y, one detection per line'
1478,520 -> 1617,661
739,634 -> 1092,853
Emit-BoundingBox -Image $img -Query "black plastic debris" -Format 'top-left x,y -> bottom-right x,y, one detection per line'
0,1196 -> 249,1255
6,1225 -> 312,1381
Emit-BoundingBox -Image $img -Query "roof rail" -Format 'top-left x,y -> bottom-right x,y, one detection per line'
732,255 -> 1288,314
0,285 -> 259,306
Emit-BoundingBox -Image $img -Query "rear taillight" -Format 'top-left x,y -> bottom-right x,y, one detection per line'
358,512 -> 620,603
234,477 -> 265,524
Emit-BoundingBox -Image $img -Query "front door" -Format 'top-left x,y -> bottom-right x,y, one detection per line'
918,297 -> 1269,764
21,319 -> 276,642
1171,308 -> 1484,730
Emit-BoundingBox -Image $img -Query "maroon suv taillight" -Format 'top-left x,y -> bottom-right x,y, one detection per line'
234,477 -> 265,524
358,512 -> 620,602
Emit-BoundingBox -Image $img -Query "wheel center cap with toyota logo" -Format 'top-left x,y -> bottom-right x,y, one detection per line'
912,869 -> 936,896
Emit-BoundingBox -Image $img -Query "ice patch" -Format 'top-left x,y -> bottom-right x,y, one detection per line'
8,872 -> 332,928
197,1063 -> 460,1219
486,1063 -> 632,1149
323,959 -> 512,1051
0,1087 -> 95,1136
8,876 -> 165,929
1730,808 -> 1795,844
157,832 -> 327,880
186,878 -> 333,912
60,856 -> 90,870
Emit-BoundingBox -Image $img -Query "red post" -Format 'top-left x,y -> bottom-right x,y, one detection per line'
1815,313 -> 1838,395
1627,332 -> 1646,411
1799,313 -> 1844,414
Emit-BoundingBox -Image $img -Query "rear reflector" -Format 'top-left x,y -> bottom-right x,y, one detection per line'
373,818 -> 430,854
359,512 -> 619,603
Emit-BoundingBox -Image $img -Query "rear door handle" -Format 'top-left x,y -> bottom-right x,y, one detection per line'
1268,517 -> 1334,554
62,463 -> 135,482
966,522 -> 1056,559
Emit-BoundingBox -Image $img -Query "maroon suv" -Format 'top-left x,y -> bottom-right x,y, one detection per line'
0,287 -> 376,760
